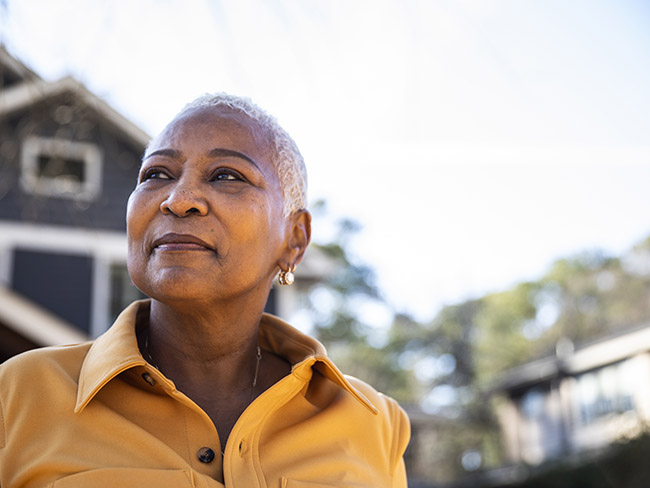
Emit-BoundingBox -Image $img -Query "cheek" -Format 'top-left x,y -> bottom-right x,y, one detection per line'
252,202 -> 288,254
125,192 -> 150,271
126,229 -> 150,295
126,191 -> 150,237
249,196 -> 283,236
125,192 -> 137,230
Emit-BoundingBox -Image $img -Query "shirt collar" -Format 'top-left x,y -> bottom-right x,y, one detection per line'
258,312 -> 379,415
75,300 -> 377,414
75,300 -> 148,412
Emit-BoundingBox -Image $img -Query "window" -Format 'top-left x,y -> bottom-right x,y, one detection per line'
21,136 -> 102,200
521,387 -> 547,420
577,361 -> 635,424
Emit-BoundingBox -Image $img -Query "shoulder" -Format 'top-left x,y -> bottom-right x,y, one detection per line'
0,343 -> 92,410
0,342 -> 92,381
0,343 -> 91,452
330,372 -> 411,475
345,374 -> 411,443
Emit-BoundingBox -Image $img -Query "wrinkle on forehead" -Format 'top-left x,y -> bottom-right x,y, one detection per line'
146,106 -> 274,163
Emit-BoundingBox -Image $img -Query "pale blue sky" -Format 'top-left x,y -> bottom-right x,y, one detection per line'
3,0 -> 650,322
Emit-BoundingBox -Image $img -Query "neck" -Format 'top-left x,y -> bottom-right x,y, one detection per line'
144,296 -> 267,393
139,294 -> 292,457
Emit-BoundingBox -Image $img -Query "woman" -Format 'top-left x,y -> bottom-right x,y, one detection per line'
0,94 -> 410,487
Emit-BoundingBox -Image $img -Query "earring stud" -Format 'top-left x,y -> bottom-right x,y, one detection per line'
278,265 -> 296,286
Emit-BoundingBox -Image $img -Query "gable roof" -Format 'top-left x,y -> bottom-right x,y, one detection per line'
0,45 -> 41,84
0,46 -> 150,149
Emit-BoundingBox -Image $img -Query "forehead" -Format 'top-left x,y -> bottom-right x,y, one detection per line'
148,105 -> 274,162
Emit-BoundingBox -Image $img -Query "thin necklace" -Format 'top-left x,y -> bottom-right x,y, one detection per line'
143,330 -> 263,402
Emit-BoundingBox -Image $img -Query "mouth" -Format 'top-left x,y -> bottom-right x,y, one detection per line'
151,233 -> 216,253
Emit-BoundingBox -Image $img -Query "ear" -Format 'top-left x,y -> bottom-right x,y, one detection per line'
282,209 -> 311,267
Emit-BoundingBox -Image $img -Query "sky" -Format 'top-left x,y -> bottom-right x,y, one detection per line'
2,0 -> 650,323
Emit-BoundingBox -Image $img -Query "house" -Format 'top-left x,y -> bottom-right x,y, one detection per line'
0,46 -> 326,360
0,45 -> 149,357
492,324 -> 650,467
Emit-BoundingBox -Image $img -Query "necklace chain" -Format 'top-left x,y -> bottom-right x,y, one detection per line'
143,330 -> 263,402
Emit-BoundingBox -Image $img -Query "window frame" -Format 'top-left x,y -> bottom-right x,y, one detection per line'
20,136 -> 103,201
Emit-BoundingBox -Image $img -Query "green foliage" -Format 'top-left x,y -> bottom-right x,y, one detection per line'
327,340 -> 416,403
308,200 -> 650,484
304,203 -> 409,399
417,240 -> 650,482
473,284 -> 538,387
439,245 -> 650,389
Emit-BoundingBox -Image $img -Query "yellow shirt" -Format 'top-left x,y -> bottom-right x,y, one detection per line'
0,300 -> 410,487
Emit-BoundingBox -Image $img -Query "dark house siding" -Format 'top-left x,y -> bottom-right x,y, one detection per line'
0,92 -> 141,231
12,248 -> 93,333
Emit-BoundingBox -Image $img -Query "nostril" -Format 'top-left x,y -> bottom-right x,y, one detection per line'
159,190 -> 208,217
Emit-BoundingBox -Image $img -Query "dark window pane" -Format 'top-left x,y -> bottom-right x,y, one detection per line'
37,155 -> 86,182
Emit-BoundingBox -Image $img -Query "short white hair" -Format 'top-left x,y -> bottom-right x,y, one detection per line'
163,93 -> 308,216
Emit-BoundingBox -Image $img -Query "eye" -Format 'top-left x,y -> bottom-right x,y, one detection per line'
141,167 -> 172,181
211,168 -> 245,182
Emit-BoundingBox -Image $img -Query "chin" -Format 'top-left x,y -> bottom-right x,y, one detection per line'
137,268 -> 213,301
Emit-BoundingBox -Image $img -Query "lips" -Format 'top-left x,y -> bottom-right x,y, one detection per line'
151,233 -> 216,253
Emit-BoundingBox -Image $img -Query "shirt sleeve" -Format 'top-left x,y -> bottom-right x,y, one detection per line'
386,395 -> 411,487
0,374 -> 5,450
393,457 -> 408,488
0,368 -> 6,488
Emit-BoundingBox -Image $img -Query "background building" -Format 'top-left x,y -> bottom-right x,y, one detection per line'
493,324 -> 650,468
0,46 -> 148,360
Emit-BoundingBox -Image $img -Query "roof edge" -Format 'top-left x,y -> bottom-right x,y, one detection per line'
0,285 -> 89,346
0,45 -> 41,82
0,75 -> 150,148
493,324 -> 650,394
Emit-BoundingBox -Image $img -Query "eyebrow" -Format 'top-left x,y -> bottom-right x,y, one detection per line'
144,148 -> 261,171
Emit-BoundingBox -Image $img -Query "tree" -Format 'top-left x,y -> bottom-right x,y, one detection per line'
300,201 -> 413,399
305,200 -> 650,484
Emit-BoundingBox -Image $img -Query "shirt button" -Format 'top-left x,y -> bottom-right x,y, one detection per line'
197,447 -> 216,463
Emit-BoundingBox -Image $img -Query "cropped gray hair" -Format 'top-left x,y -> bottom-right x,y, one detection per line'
169,93 -> 308,216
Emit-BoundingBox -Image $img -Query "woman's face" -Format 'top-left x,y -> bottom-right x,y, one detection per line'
126,106 -> 294,304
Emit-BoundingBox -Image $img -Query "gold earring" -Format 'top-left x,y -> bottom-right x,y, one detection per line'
278,264 -> 296,286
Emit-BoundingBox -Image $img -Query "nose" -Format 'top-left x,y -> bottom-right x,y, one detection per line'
160,182 -> 209,217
